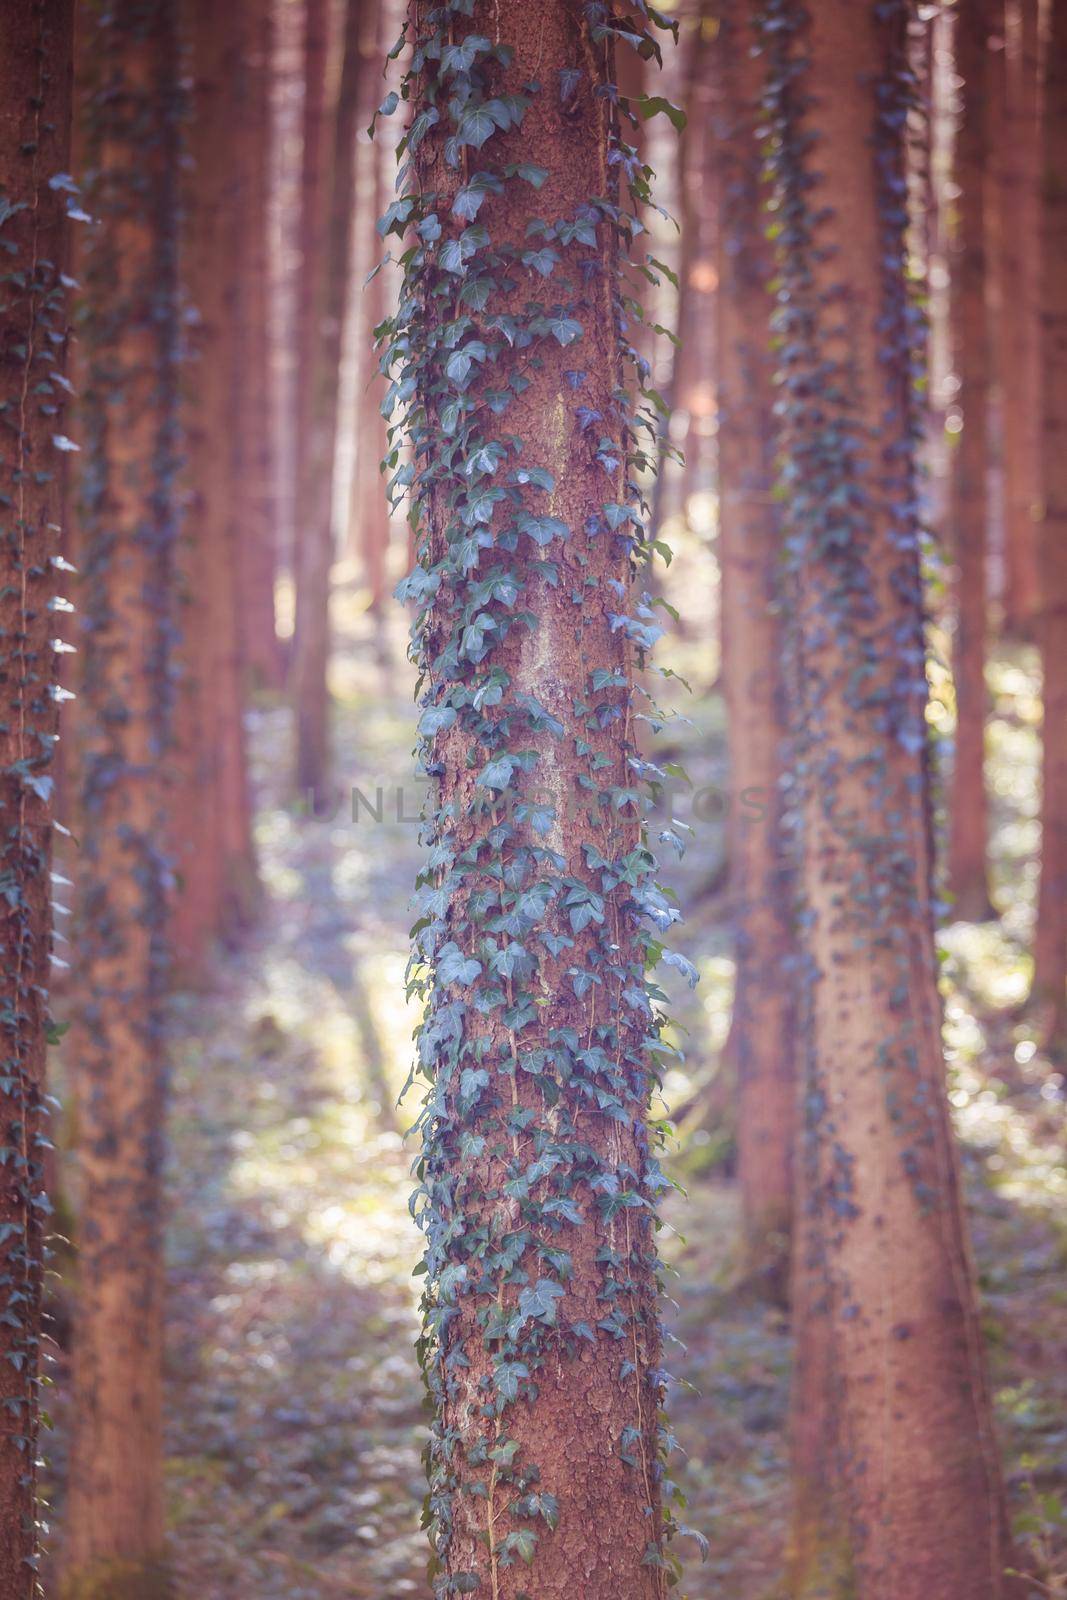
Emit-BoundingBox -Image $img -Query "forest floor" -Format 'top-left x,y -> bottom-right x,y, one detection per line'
45,553 -> 1067,1599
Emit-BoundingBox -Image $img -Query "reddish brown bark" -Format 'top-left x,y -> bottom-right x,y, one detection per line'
715,10 -> 795,1287
1032,0 -> 1067,1049
948,0 -> 995,920
172,0 -> 258,973
291,0 -> 333,799
409,3 -> 668,1592
0,3 -> 73,1586
998,0 -> 1042,632
762,4 -> 1017,1596
64,2 -> 179,1590
236,4 -> 282,693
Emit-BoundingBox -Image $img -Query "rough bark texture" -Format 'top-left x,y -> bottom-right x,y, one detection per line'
172,0 -> 258,973
715,7 -> 795,1288
1033,0 -> 1067,1048
403,3 -> 670,1594
998,0 -> 1042,632
948,0 -> 994,919
291,0 -> 333,799
65,2 -> 179,1591
759,3 -> 1018,1597
0,3 -> 73,1588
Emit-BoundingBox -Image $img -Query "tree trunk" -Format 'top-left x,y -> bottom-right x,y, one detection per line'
64,2 -> 180,1590
758,3 -> 1018,1596
998,0 -> 1042,633
236,4 -> 282,694
0,3 -> 73,1587
948,0 -> 994,920
291,0 -> 333,800
397,3 -> 674,1593
172,0 -> 259,974
1032,0 -> 1067,1050
715,8 -> 795,1291
346,0 -> 392,630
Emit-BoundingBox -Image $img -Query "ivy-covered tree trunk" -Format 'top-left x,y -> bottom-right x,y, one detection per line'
947,0 -> 994,920
758,3 -> 1017,1596
391,2 -> 680,1594
715,5 -> 795,1289
998,0 -> 1041,634
65,1 -> 180,1591
291,0 -> 332,799
0,3 -> 73,1587
172,0 -> 258,972
1032,0 -> 1067,1049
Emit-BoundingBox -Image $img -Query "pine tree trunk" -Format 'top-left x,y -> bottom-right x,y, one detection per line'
347,0 -> 392,633
173,0 -> 258,972
291,0 -> 332,800
715,7 -> 795,1289
399,3 -> 671,1593
236,5 -> 282,693
0,4 -> 73,1586
948,0 -> 994,920
1032,0 -> 1067,1048
999,0 -> 1042,633
64,2 -> 179,1590
758,3 -> 1018,1596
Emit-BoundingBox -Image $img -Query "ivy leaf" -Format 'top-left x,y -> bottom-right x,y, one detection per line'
545,313 -> 582,346
440,238 -> 467,274
456,104 -> 497,149
437,942 -> 483,987
522,247 -> 558,277
512,1277 -> 565,1333
441,33 -> 491,74
377,90 -> 399,118
660,949 -> 699,988
453,186 -> 486,222
418,705 -> 457,737
636,92 -> 687,132
507,1528 -> 537,1565
518,513 -> 569,548
511,162 -> 549,188
478,754 -> 516,791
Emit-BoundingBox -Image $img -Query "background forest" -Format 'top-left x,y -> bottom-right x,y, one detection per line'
0,0 -> 1065,1597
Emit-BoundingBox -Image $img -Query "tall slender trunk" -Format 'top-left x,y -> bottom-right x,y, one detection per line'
347,0 -> 391,628
236,5 -> 282,694
291,0 -> 332,800
64,2 -> 180,1590
999,0 -> 1042,633
172,0 -> 258,973
1032,0 -> 1067,1049
0,4 -> 73,1587
397,3 -> 674,1592
758,3 -> 1017,1596
715,6 -> 795,1289
948,0 -> 994,919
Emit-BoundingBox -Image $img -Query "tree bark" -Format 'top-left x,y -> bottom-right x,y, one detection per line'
64,1 -> 179,1590
0,3 -> 73,1587
947,0 -> 995,920
1032,0 -> 1067,1049
758,3 -> 1018,1596
715,7 -> 795,1290
291,0 -> 333,800
998,0 -> 1042,633
172,0 -> 259,974
400,3 -> 672,1593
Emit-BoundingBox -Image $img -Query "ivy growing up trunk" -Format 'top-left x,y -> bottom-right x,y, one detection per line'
0,3 -> 73,1591
381,1 -> 694,1593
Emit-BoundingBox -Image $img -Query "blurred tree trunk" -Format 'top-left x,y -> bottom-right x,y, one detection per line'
0,3 -> 73,1585
64,1 -> 180,1590
715,7 -> 794,1292
1033,0 -> 1067,1050
948,0 -> 994,919
403,3 -> 669,1592
998,0 -> 1042,633
759,3 -> 1018,1595
291,0 -> 333,800
172,0 -> 258,973
347,0 -> 391,638
237,4 -> 282,693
